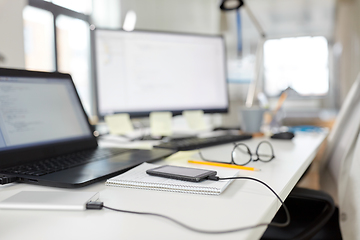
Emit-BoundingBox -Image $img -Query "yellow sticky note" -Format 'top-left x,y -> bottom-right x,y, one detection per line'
104,113 -> 134,135
150,112 -> 173,136
165,150 -> 198,161
183,110 -> 207,130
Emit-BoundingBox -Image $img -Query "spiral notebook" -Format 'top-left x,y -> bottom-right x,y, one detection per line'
105,163 -> 239,195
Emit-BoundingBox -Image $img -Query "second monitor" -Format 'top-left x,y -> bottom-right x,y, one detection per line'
93,29 -> 229,118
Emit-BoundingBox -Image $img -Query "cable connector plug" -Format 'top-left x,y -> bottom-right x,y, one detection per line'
86,201 -> 104,210
0,176 -> 19,185
207,175 -> 220,181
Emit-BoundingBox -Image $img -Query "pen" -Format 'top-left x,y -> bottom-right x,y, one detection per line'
188,160 -> 260,171
273,92 -> 288,116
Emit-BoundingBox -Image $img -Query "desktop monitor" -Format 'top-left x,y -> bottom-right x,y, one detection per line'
93,29 -> 229,118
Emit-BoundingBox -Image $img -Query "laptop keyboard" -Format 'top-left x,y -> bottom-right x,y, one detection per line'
3,148 -> 131,177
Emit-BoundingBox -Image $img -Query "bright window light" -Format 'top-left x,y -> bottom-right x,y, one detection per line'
263,36 -> 329,96
56,15 -> 91,114
23,6 -> 55,72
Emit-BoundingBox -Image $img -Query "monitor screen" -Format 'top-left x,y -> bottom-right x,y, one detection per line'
93,29 -> 229,118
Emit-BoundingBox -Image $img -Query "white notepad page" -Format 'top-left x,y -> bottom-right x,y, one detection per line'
105,163 -> 239,195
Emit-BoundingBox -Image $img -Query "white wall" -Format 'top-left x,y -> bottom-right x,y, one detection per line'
334,0 -> 360,106
119,0 -> 221,34
117,0 -> 257,60
0,0 -> 26,69
92,0 -> 122,29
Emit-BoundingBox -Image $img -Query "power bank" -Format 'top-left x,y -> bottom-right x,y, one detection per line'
0,191 -> 99,211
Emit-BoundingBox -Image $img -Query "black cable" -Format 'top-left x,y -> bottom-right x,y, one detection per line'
96,176 -> 290,234
215,176 -> 290,228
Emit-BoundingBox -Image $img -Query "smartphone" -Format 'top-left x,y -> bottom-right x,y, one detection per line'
146,165 -> 217,182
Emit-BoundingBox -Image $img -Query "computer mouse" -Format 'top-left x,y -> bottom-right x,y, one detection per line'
271,131 -> 295,140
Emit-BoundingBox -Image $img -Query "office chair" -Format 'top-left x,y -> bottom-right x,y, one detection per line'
261,187 -> 339,240
262,73 -> 360,240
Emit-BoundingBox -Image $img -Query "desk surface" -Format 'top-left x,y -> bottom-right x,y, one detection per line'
0,132 -> 327,240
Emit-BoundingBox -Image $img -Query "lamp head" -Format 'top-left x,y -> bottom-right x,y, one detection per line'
219,0 -> 244,11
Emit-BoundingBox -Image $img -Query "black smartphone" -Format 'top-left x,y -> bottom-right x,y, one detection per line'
146,165 -> 217,182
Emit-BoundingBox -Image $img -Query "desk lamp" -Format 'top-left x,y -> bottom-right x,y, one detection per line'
220,0 -> 266,107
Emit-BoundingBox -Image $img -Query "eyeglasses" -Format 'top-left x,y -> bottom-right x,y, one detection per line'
198,141 -> 275,166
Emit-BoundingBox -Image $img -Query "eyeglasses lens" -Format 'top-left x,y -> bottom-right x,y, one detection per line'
232,144 -> 251,165
257,142 -> 274,161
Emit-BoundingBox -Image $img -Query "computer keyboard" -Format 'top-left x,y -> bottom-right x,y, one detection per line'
3,148 -> 131,177
155,134 -> 252,151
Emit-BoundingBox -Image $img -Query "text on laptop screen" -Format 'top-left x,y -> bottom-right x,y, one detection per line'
94,30 -> 228,117
0,77 -> 92,151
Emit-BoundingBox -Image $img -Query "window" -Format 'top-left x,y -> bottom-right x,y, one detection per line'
56,15 -> 91,113
23,6 -> 55,72
23,0 -> 92,115
263,36 -> 329,97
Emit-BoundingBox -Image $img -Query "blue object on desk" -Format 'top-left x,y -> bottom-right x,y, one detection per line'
288,125 -> 324,133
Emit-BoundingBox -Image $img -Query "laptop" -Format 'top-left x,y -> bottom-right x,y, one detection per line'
0,68 -> 175,188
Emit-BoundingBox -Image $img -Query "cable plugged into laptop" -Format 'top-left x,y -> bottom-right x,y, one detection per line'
0,176 -> 19,185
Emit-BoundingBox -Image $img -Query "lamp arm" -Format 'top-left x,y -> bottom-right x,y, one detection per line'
242,1 -> 266,107
245,38 -> 265,108
219,0 -> 266,107
0,53 -> 5,63
243,3 -> 266,39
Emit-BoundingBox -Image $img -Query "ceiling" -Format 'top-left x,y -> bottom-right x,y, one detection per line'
243,0 -> 336,39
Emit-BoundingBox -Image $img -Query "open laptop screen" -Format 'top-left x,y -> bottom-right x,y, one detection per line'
0,76 -> 92,152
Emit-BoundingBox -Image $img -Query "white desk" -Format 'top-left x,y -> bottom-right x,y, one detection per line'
0,132 -> 326,240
